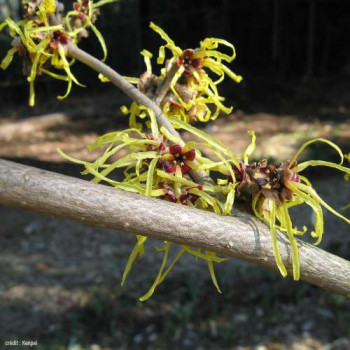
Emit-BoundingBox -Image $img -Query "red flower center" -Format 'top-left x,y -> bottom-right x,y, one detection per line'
177,49 -> 201,75
163,145 -> 196,175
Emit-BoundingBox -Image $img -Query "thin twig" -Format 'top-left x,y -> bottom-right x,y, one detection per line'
153,61 -> 179,106
67,43 -> 180,139
1,159 -> 350,297
66,43 -> 214,186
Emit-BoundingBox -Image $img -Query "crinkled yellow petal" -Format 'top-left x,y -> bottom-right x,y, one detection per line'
221,64 -> 243,83
5,18 -> 26,44
93,0 -> 119,8
149,22 -> 182,58
151,189 -> 167,197
217,178 -> 228,185
200,37 -> 236,62
0,47 -> 17,70
286,181 -> 324,244
121,235 -> 147,286
123,76 -> 140,84
147,108 -> 159,138
96,151 -> 158,181
40,68 -> 69,81
84,163 -> 120,186
29,79 -> 35,107
0,21 -> 8,31
57,78 -> 73,101
268,200 -> 288,277
181,246 -> 228,263
158,248 -> 185,285
251,194 -> 262,220
223,183 -> 235,215
139,241 -> 171,301
243,130 -> 256,165
159,126 -> 184,146
205,251 -> 222,293
57,148 -> 87,165
279,203 -> 300,280
204,58 -> 243,83
296,182 -> 350,225
169,117 -> 237,160
141,49 -> 153,74
189,188 -> 221,214
289,138 -> 344,168
27,25 -> 63,34
27,41 -> 50,82
146,157 -> 159,196
89,22 -> 108,62
294,160 -> 350,174
98,73 -> 110,82
58,44 -> 86,87
156,170 -> 197,187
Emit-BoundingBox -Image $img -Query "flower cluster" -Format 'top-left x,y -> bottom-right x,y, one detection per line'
3,5 -> 350,299
150,22 -> 243,123
61,23 -> 350,296
0,0 -> 117,106
59,113 -> 238,299
232,134 -> 350,280
104,22 -> 242,127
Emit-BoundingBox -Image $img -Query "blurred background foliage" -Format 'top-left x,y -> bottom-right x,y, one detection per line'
1,0 -> 350,110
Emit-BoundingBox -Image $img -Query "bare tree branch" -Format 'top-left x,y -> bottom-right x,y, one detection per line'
1,158 -> 349,297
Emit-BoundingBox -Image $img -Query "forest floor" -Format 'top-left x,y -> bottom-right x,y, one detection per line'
0,78 -> 350,350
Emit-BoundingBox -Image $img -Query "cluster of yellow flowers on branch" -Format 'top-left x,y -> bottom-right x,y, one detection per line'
1,1 -> 350,300
0,0 -> 117,106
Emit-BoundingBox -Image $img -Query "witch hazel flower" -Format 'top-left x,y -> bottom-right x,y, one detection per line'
235,133 -> 350,280
162,144 -> 196,175
119,22 -> 243,127
0,0 -> 117,106
149,22 -> 243,121
159,182 -> 202,205
177,49 -> 203,75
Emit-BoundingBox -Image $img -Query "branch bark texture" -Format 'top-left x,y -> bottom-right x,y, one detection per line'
1,159 -> 350,297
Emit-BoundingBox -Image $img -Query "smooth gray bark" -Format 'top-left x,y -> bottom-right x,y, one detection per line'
0,159 -> 349,297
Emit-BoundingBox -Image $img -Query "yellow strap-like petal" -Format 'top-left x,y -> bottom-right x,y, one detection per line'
243,130 -> 256,165
121,235 -> 147,286
0,47 -> 17,70
90,22 -> 108,62
149,22 -> 182,57
146,157 -> 159,196
205,251 -> 222,293
289,138 -> 344,168
93,0 -> 119,8
268,200 -> 288,277
279,203 -> 300,280
139,241 -> 171,301
294,160 -> 350,174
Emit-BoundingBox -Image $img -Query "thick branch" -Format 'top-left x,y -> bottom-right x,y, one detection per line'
1,159 -> 350,297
